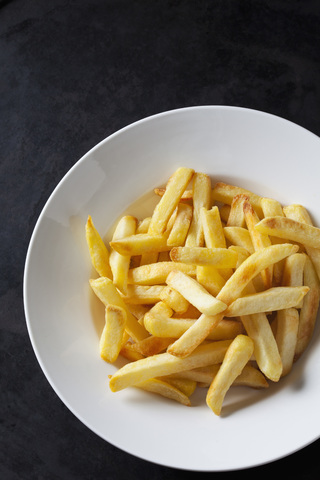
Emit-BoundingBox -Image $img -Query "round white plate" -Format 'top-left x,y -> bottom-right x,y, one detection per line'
24,106 -> 320,471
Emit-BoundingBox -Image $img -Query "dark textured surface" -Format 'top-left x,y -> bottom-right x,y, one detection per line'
1,1 -> 320,478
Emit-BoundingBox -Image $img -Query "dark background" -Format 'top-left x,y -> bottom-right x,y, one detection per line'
1,1 -> 320,478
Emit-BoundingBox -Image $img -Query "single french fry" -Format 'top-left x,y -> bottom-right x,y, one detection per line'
185,172 -> 212,247
90,277 -> 149,341
100,305 -> 126,363
110,232 -> 170,256
206,335 -> 254,415
166,270 -> 227,317
283,204 -> 312,224
136,378 -> 191,406
243,198 -> 273,289
201,206 -> 226,248
121,285 -> 165,304
225,286 -> 309,317
167,203 -> 193,247
227,194 -> 247,227
223,226 -> 254,254
255,216 -> 320,249
109,215 -> 137,294
85,215 -> 112,278
109,340 -> 232,392
284,204 -> 320,281
212,182 -> 263,217
295,256 -> 320,360
148,167 -> 194,235
240,312 -> 282,381
160,285 -> 190,314
170,246 -> 238,268
275,308 -> 299,377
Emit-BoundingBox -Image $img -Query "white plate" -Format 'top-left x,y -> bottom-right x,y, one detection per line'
23,106 -> 320,471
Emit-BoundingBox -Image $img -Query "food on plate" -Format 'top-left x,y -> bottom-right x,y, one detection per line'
86,168 -> 320,415
206,334 -> 254,415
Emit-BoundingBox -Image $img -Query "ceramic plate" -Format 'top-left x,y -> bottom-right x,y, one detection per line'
23,106 -> 320,471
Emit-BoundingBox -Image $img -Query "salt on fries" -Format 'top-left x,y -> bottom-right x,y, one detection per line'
86,168 -> 320,416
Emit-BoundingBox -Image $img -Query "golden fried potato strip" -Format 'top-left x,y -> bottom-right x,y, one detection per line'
109,340 -> 232,392
109,215 -> 137,295
206,335 -> 254,415
148,167 -> 194,235
86,215 -> 112,278
255,216 -> 320,249
100,305 -> 126,363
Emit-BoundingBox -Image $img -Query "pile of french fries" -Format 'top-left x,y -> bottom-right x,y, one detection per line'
86,167 -> 320,415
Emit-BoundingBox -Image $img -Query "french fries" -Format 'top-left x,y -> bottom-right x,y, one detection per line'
294,256 -> 320,360
109,341 -> 232,392
121,285 -> 165,304
255,216 -> 320,249
243,198 -> 273,289
240,311 -> 283,382
225,286 -> 309,317
110,232 -> 170,256
109,215 -> 137,295
159,285 -> 190,314
127,261 -> 196,285
90,277 -> 149,342
206,335 -> 254,415
86,167 -> 320,415
100,305 -> 126,363
185,172 -> 212,247
170,246 -> 238,268
212,182 -> 263,217
167,204 -> 193,247
283,204 -> 320,280
148,167 -> 194,235
86,215 -> 112,278
275,308 -> 299,377
136,378 -> 192,406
